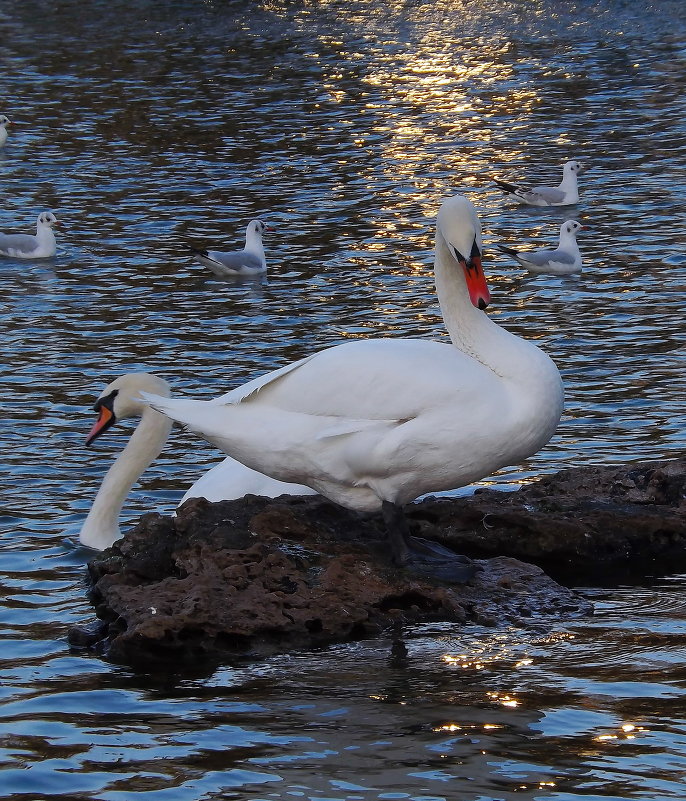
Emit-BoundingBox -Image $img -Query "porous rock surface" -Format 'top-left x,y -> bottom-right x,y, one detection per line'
71,458 -> 685,667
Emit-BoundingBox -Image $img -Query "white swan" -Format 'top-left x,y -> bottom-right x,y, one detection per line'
188,219 -> 269,277
78,373 -> 315,551
144,196 -> 564,581
0,115 -> 10,147
492,160 -> 585,206
0,211 -> 59,258
498,220 -> 584,275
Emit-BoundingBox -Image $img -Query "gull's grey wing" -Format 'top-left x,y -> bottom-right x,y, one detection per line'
210,250 -> 263,270
520,248 -> 575,266
529,186 -> 566,204
0,233 -> 37,253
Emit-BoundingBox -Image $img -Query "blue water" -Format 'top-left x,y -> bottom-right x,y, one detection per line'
1,1 -> 685,798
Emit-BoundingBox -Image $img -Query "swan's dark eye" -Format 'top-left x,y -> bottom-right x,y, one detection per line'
93,388 -> 119,413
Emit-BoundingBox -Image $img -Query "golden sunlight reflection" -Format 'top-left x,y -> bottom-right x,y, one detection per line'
433,722 -> 505,734
595,723 -> 647,743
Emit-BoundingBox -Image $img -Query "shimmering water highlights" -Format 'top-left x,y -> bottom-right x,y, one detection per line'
1,1 -> 685,798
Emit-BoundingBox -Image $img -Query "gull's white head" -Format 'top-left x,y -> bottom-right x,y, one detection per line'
0,116 -> 10,127
247,219 -> 270,238
437,195 -> 490,310
560,219 -> 584,237
85,373 -> 171,445
564,160 -> 585,176
38,211 -> 59,228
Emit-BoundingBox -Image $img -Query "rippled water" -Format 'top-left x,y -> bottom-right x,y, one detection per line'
1,1 -> 685,798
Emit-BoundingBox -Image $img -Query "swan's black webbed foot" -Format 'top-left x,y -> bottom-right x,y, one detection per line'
381,500 -> 478,584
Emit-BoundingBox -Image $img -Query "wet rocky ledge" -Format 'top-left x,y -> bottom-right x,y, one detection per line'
70,457 -> 686,667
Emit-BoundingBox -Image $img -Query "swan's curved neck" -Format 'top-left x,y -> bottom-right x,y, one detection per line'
433,229 -> 557,385
79,409 -> 172,550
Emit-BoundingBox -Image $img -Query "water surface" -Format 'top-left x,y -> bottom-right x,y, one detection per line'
1,1 -> 685,798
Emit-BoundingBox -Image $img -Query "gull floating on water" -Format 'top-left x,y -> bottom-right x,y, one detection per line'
0,116 -> 10,147
498,220 -> 584,275
189,219 -> 269,277
0,212 -> 59,259
493,160 -> 585,206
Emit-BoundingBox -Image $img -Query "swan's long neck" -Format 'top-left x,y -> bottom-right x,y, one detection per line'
434,228 -> 560,389
79,409 -> 172,550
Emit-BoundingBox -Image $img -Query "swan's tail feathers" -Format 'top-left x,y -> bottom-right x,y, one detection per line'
140,391 -> 206,429
497,245 -> 519,258
492,178 -> 520,194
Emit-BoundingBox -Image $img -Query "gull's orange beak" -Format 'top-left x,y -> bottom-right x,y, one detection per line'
462,255 -> 491,310
86,404 -> 115,446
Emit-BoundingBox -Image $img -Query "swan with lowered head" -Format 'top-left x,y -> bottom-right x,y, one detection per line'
498,220 -> 584,275
78,373 -> 315,551
189,219 -> 269,277
144,195 -> 564,582
0,211 -> 59,259
492,160 -> 585,206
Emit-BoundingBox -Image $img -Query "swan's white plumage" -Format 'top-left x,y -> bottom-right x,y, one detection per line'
145,195 -> 564,514
78,373 -> 314,551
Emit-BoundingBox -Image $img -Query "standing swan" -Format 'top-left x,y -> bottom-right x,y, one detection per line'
145,196 -> 564,581
78,373 -> 315,551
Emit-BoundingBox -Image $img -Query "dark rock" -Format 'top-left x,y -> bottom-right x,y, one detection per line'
409,457 -> 686,581
71,458 -> 686,668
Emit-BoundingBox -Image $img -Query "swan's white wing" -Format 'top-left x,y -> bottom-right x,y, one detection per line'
212,354 -> 317,404
180,456 -> 316,505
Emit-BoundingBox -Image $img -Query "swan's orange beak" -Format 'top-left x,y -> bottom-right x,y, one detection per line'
86,405 -> 115,446
462,256 -> 490,310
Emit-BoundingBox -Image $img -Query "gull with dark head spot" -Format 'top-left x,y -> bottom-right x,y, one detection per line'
498,220 -> 584,275
189,219 -> 270,278
0,212 -> 59,259
493,160 -> 585,206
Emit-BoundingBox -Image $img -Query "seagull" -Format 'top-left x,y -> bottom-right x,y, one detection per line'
0,116 -> 10,147
497,220 -> 584,275
492,160 -> 585,206
189,219 -> 269,277
0,212 -> 59,259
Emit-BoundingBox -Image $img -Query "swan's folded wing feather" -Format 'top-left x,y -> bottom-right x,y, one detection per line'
210,354 -> 318,405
